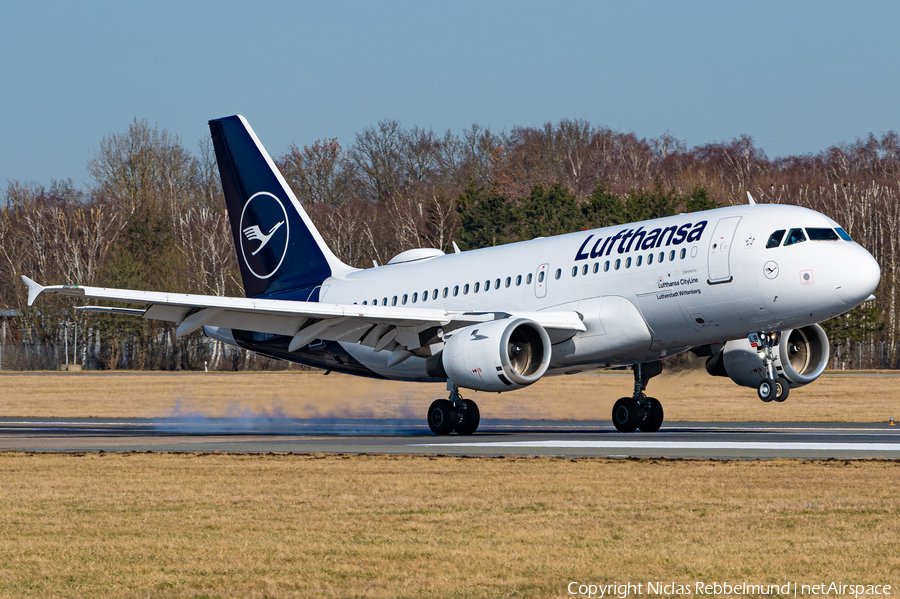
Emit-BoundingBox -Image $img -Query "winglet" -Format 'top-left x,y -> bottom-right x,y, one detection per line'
21,276 -> 45,306
452,241 -> 462,254
746,191 -> 757,205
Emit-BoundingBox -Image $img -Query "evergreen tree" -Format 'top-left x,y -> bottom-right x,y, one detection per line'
455,183 -> 516,249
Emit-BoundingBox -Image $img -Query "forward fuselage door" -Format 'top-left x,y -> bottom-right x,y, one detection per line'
534,264 -> 549,298
707,216 -> 742,284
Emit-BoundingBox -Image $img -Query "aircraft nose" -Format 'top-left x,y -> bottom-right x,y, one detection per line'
835,244 -> 881,305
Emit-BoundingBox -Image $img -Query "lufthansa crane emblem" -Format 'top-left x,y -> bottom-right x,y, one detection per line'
239,192 -> 290,279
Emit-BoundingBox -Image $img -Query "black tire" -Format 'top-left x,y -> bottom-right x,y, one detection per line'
638,397 -> 664,433
612,397 -> 640,433
757,377 -> 776,402
455,400 -> 481,435
773,378 -> 790,402
428,399 -> 457,435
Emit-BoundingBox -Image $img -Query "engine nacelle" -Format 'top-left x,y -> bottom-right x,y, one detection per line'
706,324 -> 830,389
426,319 -> 551,392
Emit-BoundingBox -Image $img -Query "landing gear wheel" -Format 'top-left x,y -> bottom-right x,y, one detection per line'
773,378 -> 790,403
757,378 -> 777,402
612,397 -> 640,433
638,397 -> 664,433
454,399 -> 481,435
428,399 -> 457,435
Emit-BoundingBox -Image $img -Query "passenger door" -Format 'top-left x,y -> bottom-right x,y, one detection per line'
707,216 -> 741,284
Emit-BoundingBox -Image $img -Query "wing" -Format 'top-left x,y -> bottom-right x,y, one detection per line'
21,276 -> 585,360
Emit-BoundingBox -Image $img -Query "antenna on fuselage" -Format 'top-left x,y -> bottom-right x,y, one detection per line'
746,191 -> 757,205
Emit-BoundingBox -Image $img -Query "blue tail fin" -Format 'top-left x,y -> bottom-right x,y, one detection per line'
209,115 -> 350,299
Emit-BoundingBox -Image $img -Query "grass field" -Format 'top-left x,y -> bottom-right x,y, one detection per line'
0,368 -> 897,422
0,454 -> 896,598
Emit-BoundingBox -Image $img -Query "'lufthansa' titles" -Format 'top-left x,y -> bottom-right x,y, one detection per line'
574,221 -> 708,261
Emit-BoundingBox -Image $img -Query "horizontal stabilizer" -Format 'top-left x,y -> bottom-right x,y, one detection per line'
21,276 -> 45,307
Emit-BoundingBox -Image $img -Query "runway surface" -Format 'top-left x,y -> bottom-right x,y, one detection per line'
0,417 -> 898,458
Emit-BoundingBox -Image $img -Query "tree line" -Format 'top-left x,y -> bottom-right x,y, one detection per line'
0,118 -> 894,370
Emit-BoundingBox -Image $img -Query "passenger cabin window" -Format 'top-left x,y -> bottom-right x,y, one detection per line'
615,258 -> 621,270
571,266 -> 578,277
412,292 -> 418,303
784,228 -> 807,246
363,301 -> 367,305
593,263 -> 599,274
806,228 -> 840,241
537,272 -> 544,283
679,249 -> 686,259
636,255 -> 642,267
555,269 -> 561,280
625,257 -> 632,268
495,278 -> 501,288
505,277 -> 511,287
668,250 -> 675,261
474,282 -> 480,293
382,298 -> 388,306
604,260 -> 610,272
422,290 -> 428,302
463,283 -> 469,294
442,287 -> 448,298
402,294 -> 407,305
836,227 -> 853,241
516,275 -> 522,285
432,289 -> 438,300
485,279 -> 491,290
392,296 -> 398,306
766,230 -> 786,248
453,285 -> 459,297
527,273 -> 534,284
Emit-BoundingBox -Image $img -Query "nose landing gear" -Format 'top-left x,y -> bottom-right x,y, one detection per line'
612,361 -> 665,433
752,332 -> 790,403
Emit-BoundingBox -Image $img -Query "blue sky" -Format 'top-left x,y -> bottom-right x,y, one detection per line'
2,1 -> 898,188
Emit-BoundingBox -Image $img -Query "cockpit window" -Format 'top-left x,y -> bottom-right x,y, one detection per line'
783,228 -> 807,246
836,227 -> 853,241
766,230 -> 786,248
806,228 -> 840,241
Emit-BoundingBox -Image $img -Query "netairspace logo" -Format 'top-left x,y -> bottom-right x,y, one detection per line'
567,581 -> 892,598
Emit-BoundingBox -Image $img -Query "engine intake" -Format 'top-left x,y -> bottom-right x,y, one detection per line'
426,318 -> 551,392
706,324 -> 830,389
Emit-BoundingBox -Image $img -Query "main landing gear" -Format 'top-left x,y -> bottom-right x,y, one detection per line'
428,383 -> 480,436
612,361 -> 665,433
753,332 -> 790,403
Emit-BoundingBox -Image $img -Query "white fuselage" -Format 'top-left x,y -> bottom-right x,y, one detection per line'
318,204 -> 879,381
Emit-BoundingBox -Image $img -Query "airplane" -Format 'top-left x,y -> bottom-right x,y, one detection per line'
21,115 -> 881,435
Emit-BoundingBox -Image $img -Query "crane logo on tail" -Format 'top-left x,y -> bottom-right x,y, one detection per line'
243,221 -> 285,256
239,192 -> 290,279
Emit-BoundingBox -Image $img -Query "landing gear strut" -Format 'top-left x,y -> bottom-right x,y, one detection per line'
753,332 -> 790,403
612,361 -> 664,433
428,383 -> 480,436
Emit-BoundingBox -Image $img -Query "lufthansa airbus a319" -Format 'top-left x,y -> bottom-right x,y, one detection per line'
22,116 -> 881,434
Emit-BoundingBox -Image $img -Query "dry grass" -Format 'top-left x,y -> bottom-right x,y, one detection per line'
0,454 -> 895,598
0,369 -> 897,422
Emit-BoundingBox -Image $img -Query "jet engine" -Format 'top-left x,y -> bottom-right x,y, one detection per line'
705,324 -> 830,389
425,318 -> 551,392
